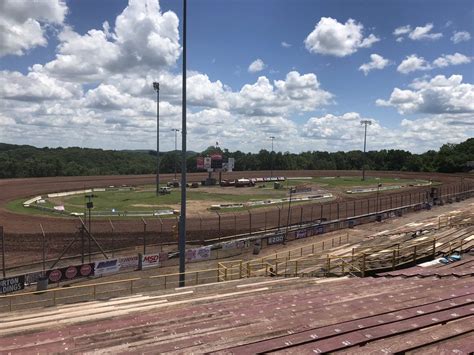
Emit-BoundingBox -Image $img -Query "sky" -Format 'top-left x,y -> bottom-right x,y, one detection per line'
0,0 -> 473,154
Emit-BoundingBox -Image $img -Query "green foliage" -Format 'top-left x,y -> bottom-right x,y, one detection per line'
0,138 -> 472,179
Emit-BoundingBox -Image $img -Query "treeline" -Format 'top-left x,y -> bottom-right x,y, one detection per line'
0,138 -> 472,179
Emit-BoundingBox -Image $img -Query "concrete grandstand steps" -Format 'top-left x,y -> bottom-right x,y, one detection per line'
1,275 -> 473,353
333,315 -> 474,354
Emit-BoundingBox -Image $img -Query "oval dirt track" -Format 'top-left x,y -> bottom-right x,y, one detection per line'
0,170 -> 468,235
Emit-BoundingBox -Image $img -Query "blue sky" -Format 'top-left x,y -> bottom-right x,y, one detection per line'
0,0 -> 473,153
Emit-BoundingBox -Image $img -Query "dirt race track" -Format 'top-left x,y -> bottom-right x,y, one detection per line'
0,170 -> 473,269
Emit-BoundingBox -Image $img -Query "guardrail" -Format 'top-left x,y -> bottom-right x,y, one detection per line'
0,267 -> 219,312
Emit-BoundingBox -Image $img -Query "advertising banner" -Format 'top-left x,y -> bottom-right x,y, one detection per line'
204,157 -> 212,169
186,246 -> 211,262
296,229 -> 308,239
24,271 -> 44,285
0,275 -> 25,294
313,225 -> 325,235
118,256 -> 139,271
197,157 -> 204,169
267,234 -> 285,245
141,253 -> 161,269
95,259 -> 120,276
47,263 -> 94,284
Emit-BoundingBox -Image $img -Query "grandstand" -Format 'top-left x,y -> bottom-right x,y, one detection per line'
0,208 -> 472,353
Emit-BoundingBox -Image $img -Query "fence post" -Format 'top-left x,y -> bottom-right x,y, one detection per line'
224,267 -> 228,281
326,255 -> 330,276
312,243 -> 315,254
248,210 -> 252,235
300,207 -> 303,226
392,250 -> 396,270
239,261 -> 243,278
195,272 -> 199,285
300,247 -> 303,257
295,260 -> 298,276
362,253 -> 366,277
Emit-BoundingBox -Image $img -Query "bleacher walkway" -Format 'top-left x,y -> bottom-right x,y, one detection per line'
0,255 -> 473,354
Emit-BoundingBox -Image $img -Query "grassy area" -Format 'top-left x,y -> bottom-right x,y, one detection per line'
6,176 -> 434,218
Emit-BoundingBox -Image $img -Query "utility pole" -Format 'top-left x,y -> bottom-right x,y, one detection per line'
269,136 -> 275,178
360,120 -> 372,181
153,82 -> 160,196
178,0 -> 187,287
172,128 -> 180,180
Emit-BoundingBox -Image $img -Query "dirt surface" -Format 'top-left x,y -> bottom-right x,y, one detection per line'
1,170 -> 470,235
19,197 -> 472,288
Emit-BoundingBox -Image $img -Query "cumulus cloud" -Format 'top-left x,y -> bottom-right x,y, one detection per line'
397,53 -> 472,74
248,59 -> 267,73
432,53 -> 472,68
397,55 -> 431,74
359,54 -> 390,75
376,74 -> 474,114
36,0 -> 181,82
393,23 -> 442,42
0,0 -> 67,57
451,31 -> 471,44
304,17 -> 379,57
0,71 -> 82,101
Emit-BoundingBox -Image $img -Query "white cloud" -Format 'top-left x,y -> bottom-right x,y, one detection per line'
451,31 -> 471,44
359,54 -> 390,75
397,55 -> 431,74
376,74 -> 474,114
393,25 -> 412,36
0,70 -> 82,101
281,41 -> 292,48
432,53 -> 472,68
37,0 -> 181,82
304,17 -> 379,57
248,59 -> 267,73
393,23 -> 442,42
0,0 -> 67,57
408,23 -> 443,40
397,53 -> 472,74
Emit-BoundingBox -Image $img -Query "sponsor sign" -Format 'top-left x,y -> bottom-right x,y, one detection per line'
314,225 -> 325,235
267,234 -> 285,245
0,276 -> 25,294
25,271 -> 44,285
204,157 -> 212,169
118,256 -> 139,270
197,157 -> 204,169
296,229 -> 308,239
186,246 -> 211,262
95,259 -> 119,276
141,253 -> 161,269
47,263 -> 94,284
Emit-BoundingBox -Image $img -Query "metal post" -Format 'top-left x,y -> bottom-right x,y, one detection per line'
40,224 -> 46,275
109,219 -> 115,258
269,136 -> 275,178
172,128 -> 180,180
299,206 -> 303,226
178,0 -> 187,288
153,82 -> 160,196
360,120 -> 371,181
142,217 -> 147,255
277,206 -> 281,230
1,226 -> 5,278
248,209 -> 252,235
216,211 -> 221,235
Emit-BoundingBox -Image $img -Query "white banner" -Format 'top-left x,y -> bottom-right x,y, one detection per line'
95,259 -> 120,276
141,253 -> 161,269
186,246 -> 211,262
118,256 -> 139,270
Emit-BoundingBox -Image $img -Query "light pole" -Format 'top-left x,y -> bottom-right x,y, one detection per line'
269,136 -> 275,178
172,128 -> 180,180
360,120 -> 372,181
153,82 -> 160,196
178,0 -> 187,287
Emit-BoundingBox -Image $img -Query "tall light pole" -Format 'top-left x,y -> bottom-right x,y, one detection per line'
360,120 -> 372,181
153,82 -> 160,196
178,0 -> 187,287
269,136 -> 275,178
172,128 -> 180,180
